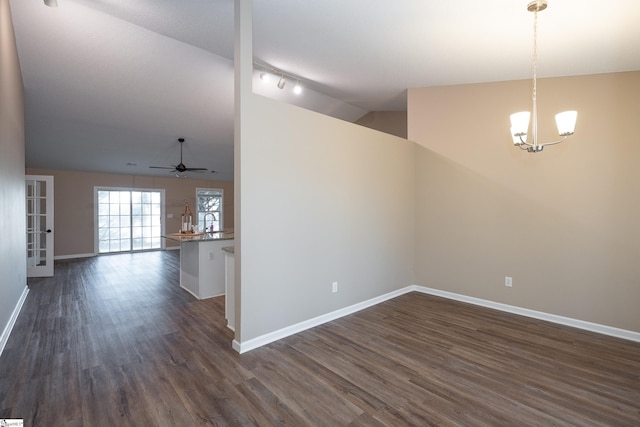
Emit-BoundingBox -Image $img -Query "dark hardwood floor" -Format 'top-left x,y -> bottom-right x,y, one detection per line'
1,251 -> 639,426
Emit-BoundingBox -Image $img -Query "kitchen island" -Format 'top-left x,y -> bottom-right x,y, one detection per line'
163,231 -> 234,300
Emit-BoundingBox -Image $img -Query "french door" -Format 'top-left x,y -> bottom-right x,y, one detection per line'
26,175 -> 54,277
95,188 -> 165,254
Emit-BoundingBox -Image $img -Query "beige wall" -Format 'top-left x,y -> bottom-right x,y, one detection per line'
0,0 -> 27,344
25,168 -> 234,256
409,72 -> 640,332
355,110 -> 408,139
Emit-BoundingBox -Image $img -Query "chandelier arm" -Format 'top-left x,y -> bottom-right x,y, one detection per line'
539,135 -> 570,147
518,135 -> 534,147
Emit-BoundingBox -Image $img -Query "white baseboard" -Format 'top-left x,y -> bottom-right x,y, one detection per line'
180,285 -> 224,301
411,285 -> 640,343
0,286 -> 29,357
54,247 -> 178,260
233,287 -> 409,354
233,285 -> 640,354
54,253 -> 95,260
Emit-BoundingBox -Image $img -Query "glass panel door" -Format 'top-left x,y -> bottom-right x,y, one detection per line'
96,188 -> 164,254
26,175 -> 54,277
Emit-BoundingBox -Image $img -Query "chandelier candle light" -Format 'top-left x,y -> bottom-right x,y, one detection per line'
510,0 -> 577,153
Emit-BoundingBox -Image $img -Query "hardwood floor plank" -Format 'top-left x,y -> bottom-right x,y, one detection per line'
1,251 -> 638,426
251,345 -> 364,425
233,376 -> 311,426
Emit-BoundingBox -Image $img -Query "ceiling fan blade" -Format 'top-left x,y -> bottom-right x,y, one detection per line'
149,139 -> 207,175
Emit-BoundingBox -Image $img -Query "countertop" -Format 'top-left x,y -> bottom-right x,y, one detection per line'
163,231 -> 234,243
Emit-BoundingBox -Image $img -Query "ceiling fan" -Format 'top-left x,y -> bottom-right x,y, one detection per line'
149,138 -> 207,174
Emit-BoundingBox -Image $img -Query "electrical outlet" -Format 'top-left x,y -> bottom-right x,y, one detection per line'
505,276 -> 513,287
332,281 -> 338,293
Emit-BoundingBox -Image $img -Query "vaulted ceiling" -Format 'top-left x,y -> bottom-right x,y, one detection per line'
11,0 -> 640,182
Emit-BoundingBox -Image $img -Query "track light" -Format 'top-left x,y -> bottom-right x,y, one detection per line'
259,71 -> 271,83
255,63 -> 305,96
44,0 -> 58,7
293,81 -> 302,95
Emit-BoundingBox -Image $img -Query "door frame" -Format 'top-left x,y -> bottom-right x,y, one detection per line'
26,175 -> 54,277
93,186 -> 166,254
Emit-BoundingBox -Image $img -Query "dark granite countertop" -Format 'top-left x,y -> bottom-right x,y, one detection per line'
162,231 -> 234,243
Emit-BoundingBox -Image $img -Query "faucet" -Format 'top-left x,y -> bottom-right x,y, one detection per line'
203,212 -> 216,233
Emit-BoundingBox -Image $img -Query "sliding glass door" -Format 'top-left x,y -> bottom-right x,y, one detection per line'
95,188 -> 165,254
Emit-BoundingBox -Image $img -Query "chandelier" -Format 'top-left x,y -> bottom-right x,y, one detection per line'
510,0 -> 577,153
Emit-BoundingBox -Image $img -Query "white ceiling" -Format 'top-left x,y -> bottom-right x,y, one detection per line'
10,0 -> 640,182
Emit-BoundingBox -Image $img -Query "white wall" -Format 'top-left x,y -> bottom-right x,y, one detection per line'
0,0 -> 27,349
233,0 -> 415,347
238,94 -> 415,342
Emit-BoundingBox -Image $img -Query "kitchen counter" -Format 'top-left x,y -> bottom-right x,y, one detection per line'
163,231 -> 234,243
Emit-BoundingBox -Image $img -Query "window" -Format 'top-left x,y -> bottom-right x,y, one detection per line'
196,188 -> 223,232
96,188 -> 164,253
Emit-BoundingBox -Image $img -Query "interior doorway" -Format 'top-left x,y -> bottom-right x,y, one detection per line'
26,175 -> 54,277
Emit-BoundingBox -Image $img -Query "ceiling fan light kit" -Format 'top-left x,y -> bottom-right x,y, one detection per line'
510,0 -> 577,153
